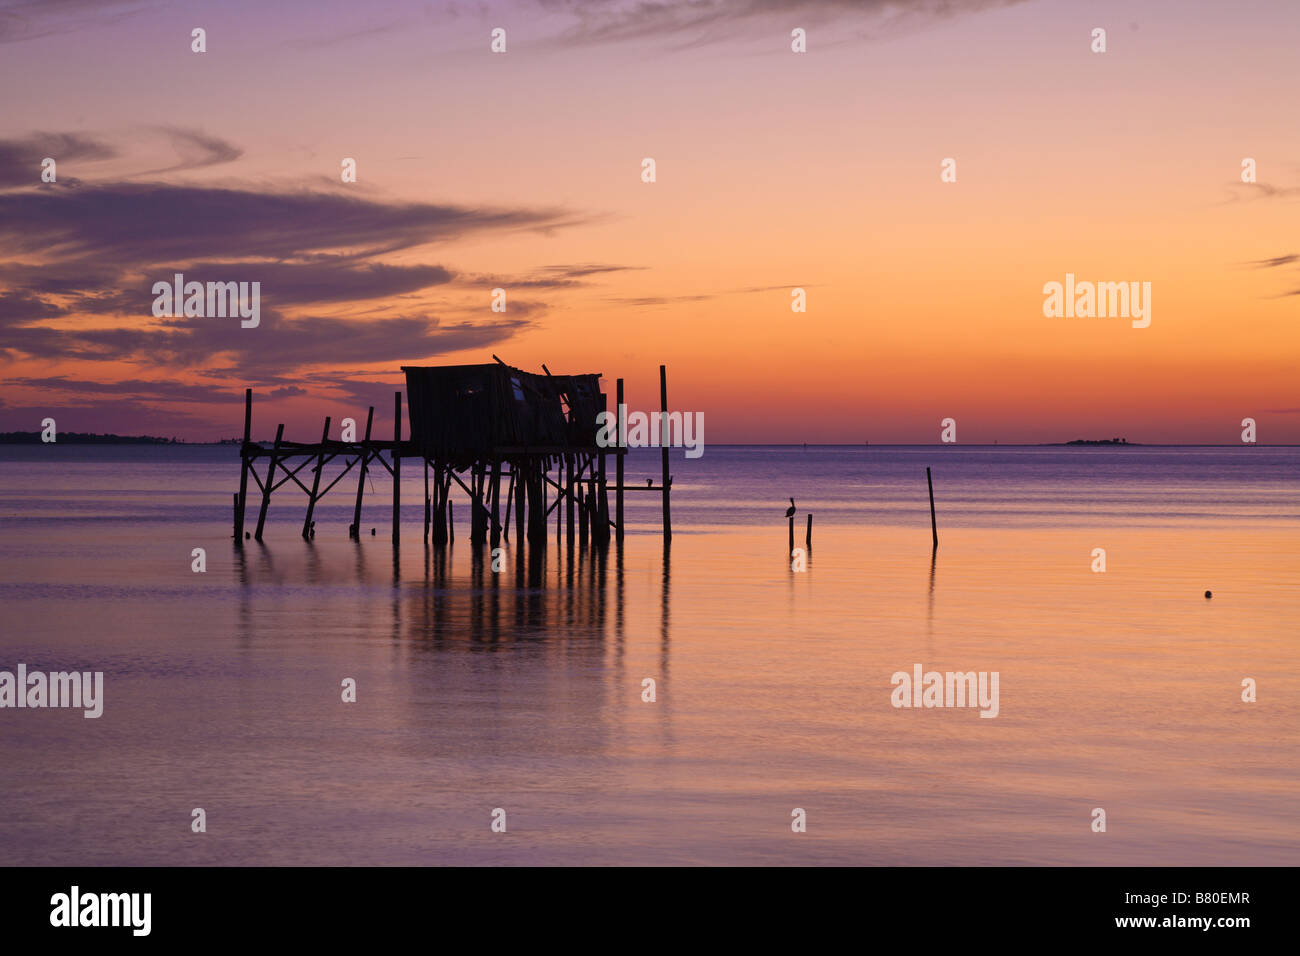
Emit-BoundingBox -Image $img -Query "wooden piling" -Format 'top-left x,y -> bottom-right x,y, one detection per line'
615,377 -> 625,544
489,459 -> 502,548
392,391 -> 401,544
235,388 -> 252,544
302,416 -> 330,539
578,482 -> 588,544
806,513 -> 813,549
514,461 -> 526,542
232,493 -> 239,539
596,391 -> 609,545
254,423 -> 284,541
660,364 -> 671,543
431,465 -> 447,547
927,466 -> 938,550
527,464 -> 546,543
471,462 -> 489,544
502,469 -> 514,543
351,406 -> 374,539
566,455 -> 575,543
788,513 -> 794,556
423,459 -> 430,541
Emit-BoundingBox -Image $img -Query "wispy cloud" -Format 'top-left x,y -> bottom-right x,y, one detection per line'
134,127 -> 245,176
539,0 -> 1032,48
1249,254 -> 1298,269
0,132 -> 115,188
0,180 -> 585,262
0,130 -> 598,393
0,0 -> 162,45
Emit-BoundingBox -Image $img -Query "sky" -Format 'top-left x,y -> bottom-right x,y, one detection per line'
0,0 -> 1297,443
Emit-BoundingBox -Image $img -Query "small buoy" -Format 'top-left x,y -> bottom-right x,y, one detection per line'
370,527 -> 376,536
244,532 -> 250,539
1205,590 -> 1212,599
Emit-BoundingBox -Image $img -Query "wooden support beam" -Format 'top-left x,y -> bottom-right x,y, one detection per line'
470,462 -> 487,543
431,463 -> 447,547
615,378 -> 625,544
502,469 -> 514,543
565,454 -> 575,543
927,466 -> 938,550
302,416 -> 330,539
351,406 -> 374,539
660,364 -> 671,543
596,390 -> 610,546
318,454 -> 360,498
514,460 -> 526,543
578,481 -> 588,545
527,463 -> 546,543
254,423 -> 284,541
236,388 -> 252,544
392,391 -> 401,544
489,459 -> 502,548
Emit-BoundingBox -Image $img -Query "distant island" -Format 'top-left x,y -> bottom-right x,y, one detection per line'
1061,438 -> 1137,446
0,431 -> 185,444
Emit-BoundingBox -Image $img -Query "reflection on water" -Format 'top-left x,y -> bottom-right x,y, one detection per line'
0,446 -> 1296,865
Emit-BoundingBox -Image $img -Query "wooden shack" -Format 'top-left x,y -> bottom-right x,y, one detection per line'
402,364 -> 603,462
232,359 -> 673,550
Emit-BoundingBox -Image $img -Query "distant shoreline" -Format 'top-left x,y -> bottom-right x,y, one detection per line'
0,432 -> 240,445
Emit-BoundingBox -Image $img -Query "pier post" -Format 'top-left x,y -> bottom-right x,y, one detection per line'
514,460 -> 526,543
303,416 -> 330,539
577,472 -> 587,545
236,388 -> 252,544
596,392 -> 610,546
470,462 -> 487,543
615,378 -> 625,544
254,423 -> 284,541
392,392 -> 401,544
502,469 -> 514,543
566,454 -> 575,544
660,364 -> 671,544
528,465 -> 547,544
490,459 -> 502,548
927,466 -> 938,550
351,406 -> 374,539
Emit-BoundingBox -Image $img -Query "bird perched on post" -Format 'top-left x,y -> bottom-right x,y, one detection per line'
785,498 -> 796,518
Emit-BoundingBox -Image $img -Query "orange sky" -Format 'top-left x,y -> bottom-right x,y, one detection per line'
0,0 -> 1297,442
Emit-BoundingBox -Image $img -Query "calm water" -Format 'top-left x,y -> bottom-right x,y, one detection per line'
0,444 -> 1296,865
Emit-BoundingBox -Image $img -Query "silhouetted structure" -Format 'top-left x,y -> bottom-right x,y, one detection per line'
233,358 -> 673,550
